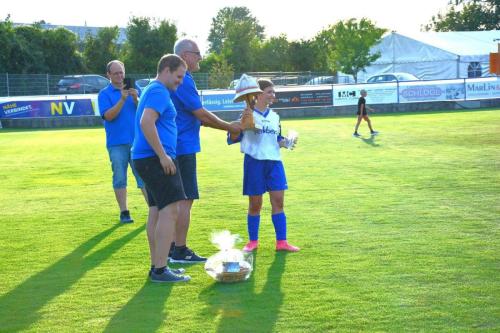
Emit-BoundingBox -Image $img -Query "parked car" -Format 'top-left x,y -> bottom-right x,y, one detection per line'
366,72 -> 419,83
305,76 -> 335,85
56,75 -> 109,94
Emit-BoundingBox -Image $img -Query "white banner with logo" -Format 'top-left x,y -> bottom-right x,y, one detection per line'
465,77 -> 500,100
399,79 -> 465,103
333,83 -> 398,106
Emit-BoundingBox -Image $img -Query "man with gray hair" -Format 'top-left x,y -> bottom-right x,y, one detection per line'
169,38 -> 241,263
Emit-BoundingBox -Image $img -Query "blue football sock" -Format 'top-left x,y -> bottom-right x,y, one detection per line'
247,214 -> 260,241
272,212 -> 287,241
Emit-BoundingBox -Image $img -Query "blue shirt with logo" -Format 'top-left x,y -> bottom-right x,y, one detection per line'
170,72 -> 203,156
98,83 -> 139,147
132,80 -> 178,159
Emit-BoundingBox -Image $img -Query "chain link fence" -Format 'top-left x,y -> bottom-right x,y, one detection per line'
0,72 -> 348,97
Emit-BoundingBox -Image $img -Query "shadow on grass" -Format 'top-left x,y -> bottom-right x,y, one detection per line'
0,223 -> 144,332
199,252 -> 288,333
103,281 -> 173,333
360,135 -> 380,147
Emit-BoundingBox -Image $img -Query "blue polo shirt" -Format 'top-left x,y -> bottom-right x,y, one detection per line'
170,71 -> 203,156
98,83 -> 139,147
131,80 -> 178,160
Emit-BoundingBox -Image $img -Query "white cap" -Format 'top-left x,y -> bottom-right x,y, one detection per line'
233,74 -> 262,103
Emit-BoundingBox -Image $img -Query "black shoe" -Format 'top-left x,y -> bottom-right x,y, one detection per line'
170,247 -> 207,264
120,210 -> 133,223
149,267 -> 186,277
168,242 -> 175,258
352,132 -> 361,138
150,270 -> 190,283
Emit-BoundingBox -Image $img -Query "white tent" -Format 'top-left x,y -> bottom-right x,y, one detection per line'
357,31 -> 500,82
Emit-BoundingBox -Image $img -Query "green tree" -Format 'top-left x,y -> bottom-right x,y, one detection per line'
208,6 -> 264,54
0,17 -> 15,73
0,18 -> 83,74
208,55 -> 234,89
42,27 -> 85,74
316,18 -> 386,82
288,39 -> 330,72
220,18 -> 261,72
424,0 -> 500,31
122,16 -> 177,74
83,26 -> 120,74
11,25 -> 47,73
255,35 -> 291,72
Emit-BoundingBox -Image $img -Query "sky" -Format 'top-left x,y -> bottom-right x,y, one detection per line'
2,0 -> 452,53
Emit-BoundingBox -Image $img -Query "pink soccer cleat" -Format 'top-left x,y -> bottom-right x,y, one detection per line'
243,240 -> 259,252
276,240 -> 300,252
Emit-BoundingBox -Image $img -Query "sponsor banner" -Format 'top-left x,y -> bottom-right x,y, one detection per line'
399,80 -> 465,103
465,77 -> 500,100
333,83 -> 398,106
201,90 -> 245,112
272,88 -> 332,108
0,98 -> 97,118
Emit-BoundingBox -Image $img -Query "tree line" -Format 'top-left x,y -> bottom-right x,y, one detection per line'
1,0 -> 496,83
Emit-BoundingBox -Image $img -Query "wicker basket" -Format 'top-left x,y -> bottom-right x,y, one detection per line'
215,266 -> 251,283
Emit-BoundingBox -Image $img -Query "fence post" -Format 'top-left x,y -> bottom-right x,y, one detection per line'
397,80 -> 400,104
46,74 -> 50,95
464,78 -> 467,101
6,73 -> 9,97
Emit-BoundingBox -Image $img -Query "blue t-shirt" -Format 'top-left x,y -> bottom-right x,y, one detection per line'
98,83 -> 139,147
131,80 -> 178,160
170,72 -> 203,156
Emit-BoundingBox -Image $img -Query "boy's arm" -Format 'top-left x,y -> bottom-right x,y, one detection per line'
227,131 -> 243,145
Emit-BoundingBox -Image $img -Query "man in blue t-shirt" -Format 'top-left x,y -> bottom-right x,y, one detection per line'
169,39 -> 242,263
98,60 -> 147,224
131,54 -> 191,283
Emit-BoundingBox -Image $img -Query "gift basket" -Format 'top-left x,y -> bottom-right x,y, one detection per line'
204,231 -> 253,283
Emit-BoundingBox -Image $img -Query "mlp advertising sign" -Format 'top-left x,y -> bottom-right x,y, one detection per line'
399,80 -> 465,103
333,83 -> 398,106
272,86 -> 332,108
0,96 -> 98,118
201,89 -> 245,112
465,77 -> 500,100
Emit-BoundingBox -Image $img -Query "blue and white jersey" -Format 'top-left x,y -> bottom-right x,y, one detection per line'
240,108 -> 282,161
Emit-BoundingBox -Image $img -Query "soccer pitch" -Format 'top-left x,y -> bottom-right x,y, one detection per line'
0,109 -> 498,332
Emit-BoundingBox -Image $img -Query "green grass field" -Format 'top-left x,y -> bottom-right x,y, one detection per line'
0,109 -> 499,332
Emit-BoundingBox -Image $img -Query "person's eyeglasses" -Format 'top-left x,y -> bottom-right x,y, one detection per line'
186,51 -> 201,56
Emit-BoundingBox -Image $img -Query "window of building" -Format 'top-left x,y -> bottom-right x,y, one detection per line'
468,62 -> 482,78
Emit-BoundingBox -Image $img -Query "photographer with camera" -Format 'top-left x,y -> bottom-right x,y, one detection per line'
98,60 -> 148,223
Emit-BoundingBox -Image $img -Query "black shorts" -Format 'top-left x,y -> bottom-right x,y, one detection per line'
177,154 -> 199,200
133,156 -> 187,210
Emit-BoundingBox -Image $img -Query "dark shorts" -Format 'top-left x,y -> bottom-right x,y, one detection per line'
177,153 -> 199,200
133,156 -> 187,210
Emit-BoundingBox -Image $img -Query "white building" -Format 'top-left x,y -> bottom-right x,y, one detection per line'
358,30 -> 500,82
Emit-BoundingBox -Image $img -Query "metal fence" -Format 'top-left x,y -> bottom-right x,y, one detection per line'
0,72 -> 345,97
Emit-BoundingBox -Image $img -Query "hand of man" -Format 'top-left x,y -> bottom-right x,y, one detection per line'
128,88 -> 139,104
159,155 -> 176,175
120,89 -> 129,101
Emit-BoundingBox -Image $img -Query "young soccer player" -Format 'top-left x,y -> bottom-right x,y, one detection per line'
229,78 -> 300,252
353,89 -> 379,137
